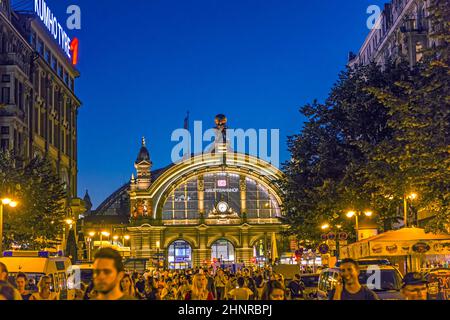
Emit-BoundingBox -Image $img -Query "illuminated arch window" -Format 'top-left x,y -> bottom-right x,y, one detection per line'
161,172 -> 281,220
246,178 -> 281,218
203,173 -> 240,214
162,178 -> 199,220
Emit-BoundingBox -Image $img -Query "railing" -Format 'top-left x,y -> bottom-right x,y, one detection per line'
0,53 -> 30,75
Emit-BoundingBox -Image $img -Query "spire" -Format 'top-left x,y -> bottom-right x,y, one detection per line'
136,136 -> 151,164
134,137 -> 152,190
83,190 -> 92,212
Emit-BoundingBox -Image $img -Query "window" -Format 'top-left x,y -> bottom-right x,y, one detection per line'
33,107 -> 39,134
36,38 -> 43,54
63,71 -> 69,85
57,64 -> 63,78
1,126 -> 9,134
49,120 -> 54,145
39,112 -> 44,137
44,48 -> 50,63
40,75 -> 46,99
29,32 -> 36,47
51,55 -> 57,70
69,77 -> 74,91
1,139 -> 9,150
161,173 -> 281,221
1,87 -> 10,104
162,177 -> 199,220
1,74 -> 10,83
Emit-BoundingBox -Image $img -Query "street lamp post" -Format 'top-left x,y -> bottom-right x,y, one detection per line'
346,210 -> 374,241
403,193 -> 417,227
86,237 -> 92,261
88,231 -> 96,261
100,231 -> 110,248
0,198 -> 18,254
63,219 -> 74,255
321,223 -> 342,261
123,235 -> 130,246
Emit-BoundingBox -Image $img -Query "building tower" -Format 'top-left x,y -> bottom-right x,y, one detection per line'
133,137 -> 152,190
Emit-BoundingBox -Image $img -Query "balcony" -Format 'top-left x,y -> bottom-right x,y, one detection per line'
0,53 -> 30,76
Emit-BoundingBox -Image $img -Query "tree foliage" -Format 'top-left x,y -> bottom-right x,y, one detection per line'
282,1 -> 450,241
0,152 -> 67,249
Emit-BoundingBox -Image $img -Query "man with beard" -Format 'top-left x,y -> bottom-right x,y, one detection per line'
92,248 -> 136,300
329,258 -> 379,300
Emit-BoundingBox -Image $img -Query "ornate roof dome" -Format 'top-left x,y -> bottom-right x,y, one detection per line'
136,137 -> 151,163
215,114 -> 227,128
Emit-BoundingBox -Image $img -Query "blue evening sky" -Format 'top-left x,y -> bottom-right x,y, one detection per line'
17,0 -> 385,207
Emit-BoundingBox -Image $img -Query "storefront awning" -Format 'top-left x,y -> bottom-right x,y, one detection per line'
340,227 -> 450,260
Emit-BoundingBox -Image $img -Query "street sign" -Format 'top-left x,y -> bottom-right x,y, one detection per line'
327,232 -> 336,240
339,232 -> 348,240
318,243 -> 329,254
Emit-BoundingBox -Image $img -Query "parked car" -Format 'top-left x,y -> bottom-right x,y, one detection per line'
317,264 -> 403,300
335,258 -> 392,267
1,251 -> 76,300
299,273 -> 319,300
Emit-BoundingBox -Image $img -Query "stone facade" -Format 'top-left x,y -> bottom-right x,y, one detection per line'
348,0 -> 436,69
84,116 -> 289,268
0,0 -> 80,199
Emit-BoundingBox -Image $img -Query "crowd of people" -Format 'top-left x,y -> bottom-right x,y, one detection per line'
0,248 -> 298,301
83,248 -> 294,301
0,248 -> 446,301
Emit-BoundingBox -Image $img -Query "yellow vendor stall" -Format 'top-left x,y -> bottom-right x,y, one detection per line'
340,227 -> 450,275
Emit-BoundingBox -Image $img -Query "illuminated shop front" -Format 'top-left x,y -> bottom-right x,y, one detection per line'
83,115 -> 288,267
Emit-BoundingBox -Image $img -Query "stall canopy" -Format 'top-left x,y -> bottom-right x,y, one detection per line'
340,227 -> 450,260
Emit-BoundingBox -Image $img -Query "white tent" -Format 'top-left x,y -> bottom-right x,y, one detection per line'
340,227 -> 450,260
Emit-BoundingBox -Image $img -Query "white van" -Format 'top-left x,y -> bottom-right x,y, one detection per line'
0,251 -> 75,300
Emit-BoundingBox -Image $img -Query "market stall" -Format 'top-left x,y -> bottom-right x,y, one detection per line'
340,227 -> 450,274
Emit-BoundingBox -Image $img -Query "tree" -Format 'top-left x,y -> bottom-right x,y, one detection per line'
282,62 -> 404,241
0,152 -> 67,249
283,0 -> 450,241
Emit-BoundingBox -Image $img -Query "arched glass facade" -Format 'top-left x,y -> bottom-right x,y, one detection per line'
162,172 -> 281,220
162,178 -> 200,220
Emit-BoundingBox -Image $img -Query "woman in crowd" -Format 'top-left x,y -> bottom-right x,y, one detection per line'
177,275 -> 191,300
120,273 -> 140,299
185,273 -> 214,300
145,277 -> 160,300
30,276 -> 58,300
15,273 -> 32,300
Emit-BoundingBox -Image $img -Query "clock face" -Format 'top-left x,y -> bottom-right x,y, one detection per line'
217,202 -> 229,213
